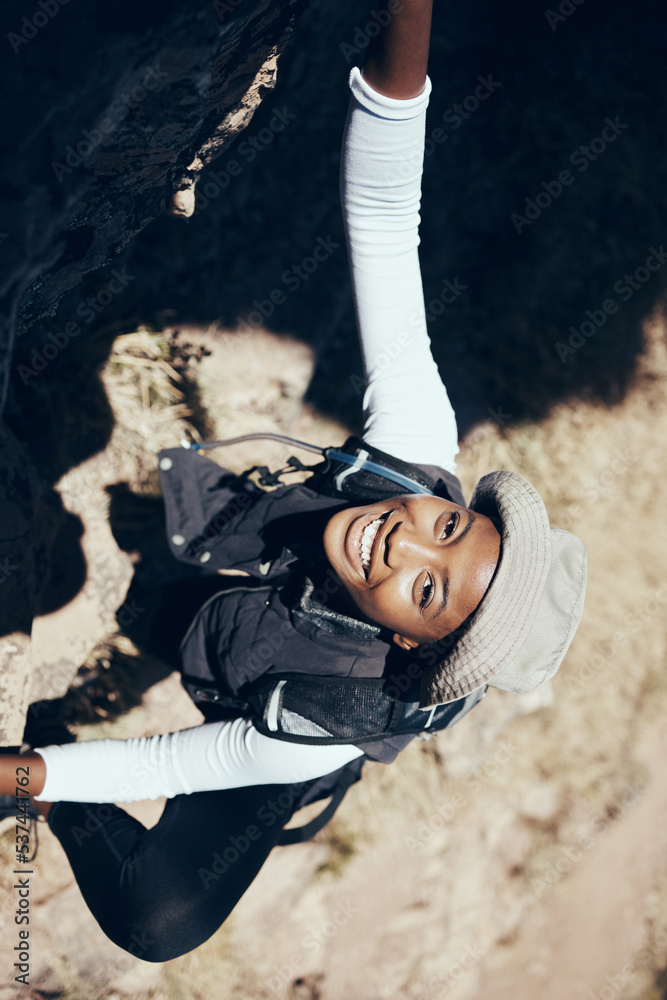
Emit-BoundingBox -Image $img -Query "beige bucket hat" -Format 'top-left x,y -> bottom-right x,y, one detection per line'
419,470 -> 588,709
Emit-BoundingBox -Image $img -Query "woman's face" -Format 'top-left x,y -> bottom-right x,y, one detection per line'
323,494 -> 501,650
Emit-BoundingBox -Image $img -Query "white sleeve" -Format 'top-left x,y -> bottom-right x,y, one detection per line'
341,67 -> 459,474
33,717 -> 363,804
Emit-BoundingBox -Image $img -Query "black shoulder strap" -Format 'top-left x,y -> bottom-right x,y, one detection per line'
273,680 -> 485,844
189,673 -> 486,745
278,758 -> 365,846
310,436 -> 439,502
241,672 -> 483,745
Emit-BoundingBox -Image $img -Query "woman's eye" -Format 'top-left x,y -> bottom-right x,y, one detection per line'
420,574 -> 434,610
441,512 -> 459,539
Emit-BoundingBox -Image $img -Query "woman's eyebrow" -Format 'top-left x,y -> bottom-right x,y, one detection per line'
454,510 -> 475,543
430,511 -> 475,621
431,578 -> 449,621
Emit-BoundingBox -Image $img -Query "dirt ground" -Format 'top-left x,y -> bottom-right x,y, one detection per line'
1,304 -> 666,1000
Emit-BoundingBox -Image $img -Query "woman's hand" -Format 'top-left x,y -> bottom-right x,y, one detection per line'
0,751 -> 46,798
361,0 -> 434,100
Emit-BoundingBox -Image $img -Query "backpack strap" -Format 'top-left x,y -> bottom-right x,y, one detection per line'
188,673 -> 486,744
309,435 -> 439,502
242,672 -> 482,745
278,757 -> 365,845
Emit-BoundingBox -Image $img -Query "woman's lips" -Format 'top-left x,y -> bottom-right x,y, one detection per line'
344,509 -> 388,581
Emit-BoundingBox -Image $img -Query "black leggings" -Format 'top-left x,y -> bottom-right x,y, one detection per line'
47,780 -> 311,962
47,565 -> 314,961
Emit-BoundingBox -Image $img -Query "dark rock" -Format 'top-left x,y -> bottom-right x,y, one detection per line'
0,0 -> 313,415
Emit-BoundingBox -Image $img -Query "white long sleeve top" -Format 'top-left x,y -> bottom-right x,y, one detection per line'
35,68 -> 459,804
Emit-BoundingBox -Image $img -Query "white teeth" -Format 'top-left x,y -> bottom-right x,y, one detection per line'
359,516 -> 385,572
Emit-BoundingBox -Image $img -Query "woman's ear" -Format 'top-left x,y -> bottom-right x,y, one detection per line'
392,633 -> 420,651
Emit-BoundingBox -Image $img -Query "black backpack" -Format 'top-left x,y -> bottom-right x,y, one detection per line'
177,432 -> 484,844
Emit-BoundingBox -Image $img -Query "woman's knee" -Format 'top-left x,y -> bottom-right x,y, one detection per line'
110,893 -> 220,962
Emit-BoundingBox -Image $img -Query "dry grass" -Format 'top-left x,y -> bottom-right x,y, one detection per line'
100,325 -> 209,495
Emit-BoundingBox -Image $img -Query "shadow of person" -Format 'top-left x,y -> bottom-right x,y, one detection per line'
105,480 -> 258,681
0,421 -> 86,639
3,318 -> 125,644
22,480 -> 247,735
102,0 -> 667,439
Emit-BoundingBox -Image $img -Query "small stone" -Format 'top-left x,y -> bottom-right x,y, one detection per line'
199,551 -> 211,563
171,534 -> 185,546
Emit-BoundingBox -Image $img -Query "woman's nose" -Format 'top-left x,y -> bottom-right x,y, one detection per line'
386,519 -> 433,567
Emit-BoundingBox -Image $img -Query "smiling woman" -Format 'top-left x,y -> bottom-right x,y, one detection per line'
4,0 -> 589,966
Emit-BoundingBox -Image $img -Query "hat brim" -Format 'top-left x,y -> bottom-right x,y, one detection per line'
418,470 -> 552,709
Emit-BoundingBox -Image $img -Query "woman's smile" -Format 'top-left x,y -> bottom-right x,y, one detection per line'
346,509 -> 392,580
324,494 -> 501,649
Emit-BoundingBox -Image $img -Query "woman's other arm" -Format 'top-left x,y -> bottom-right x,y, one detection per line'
0,752 -> 46,796
6,720 -> 363,804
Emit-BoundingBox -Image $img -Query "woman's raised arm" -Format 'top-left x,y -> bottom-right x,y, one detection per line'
362,0 -> 433,99
340,1 -> 459,473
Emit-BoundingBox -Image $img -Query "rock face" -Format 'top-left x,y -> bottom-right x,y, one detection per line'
0,0 -> 312,412
0,0 -> 312,740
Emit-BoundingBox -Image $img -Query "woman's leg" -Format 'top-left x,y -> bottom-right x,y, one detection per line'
47,781 -> 309,962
